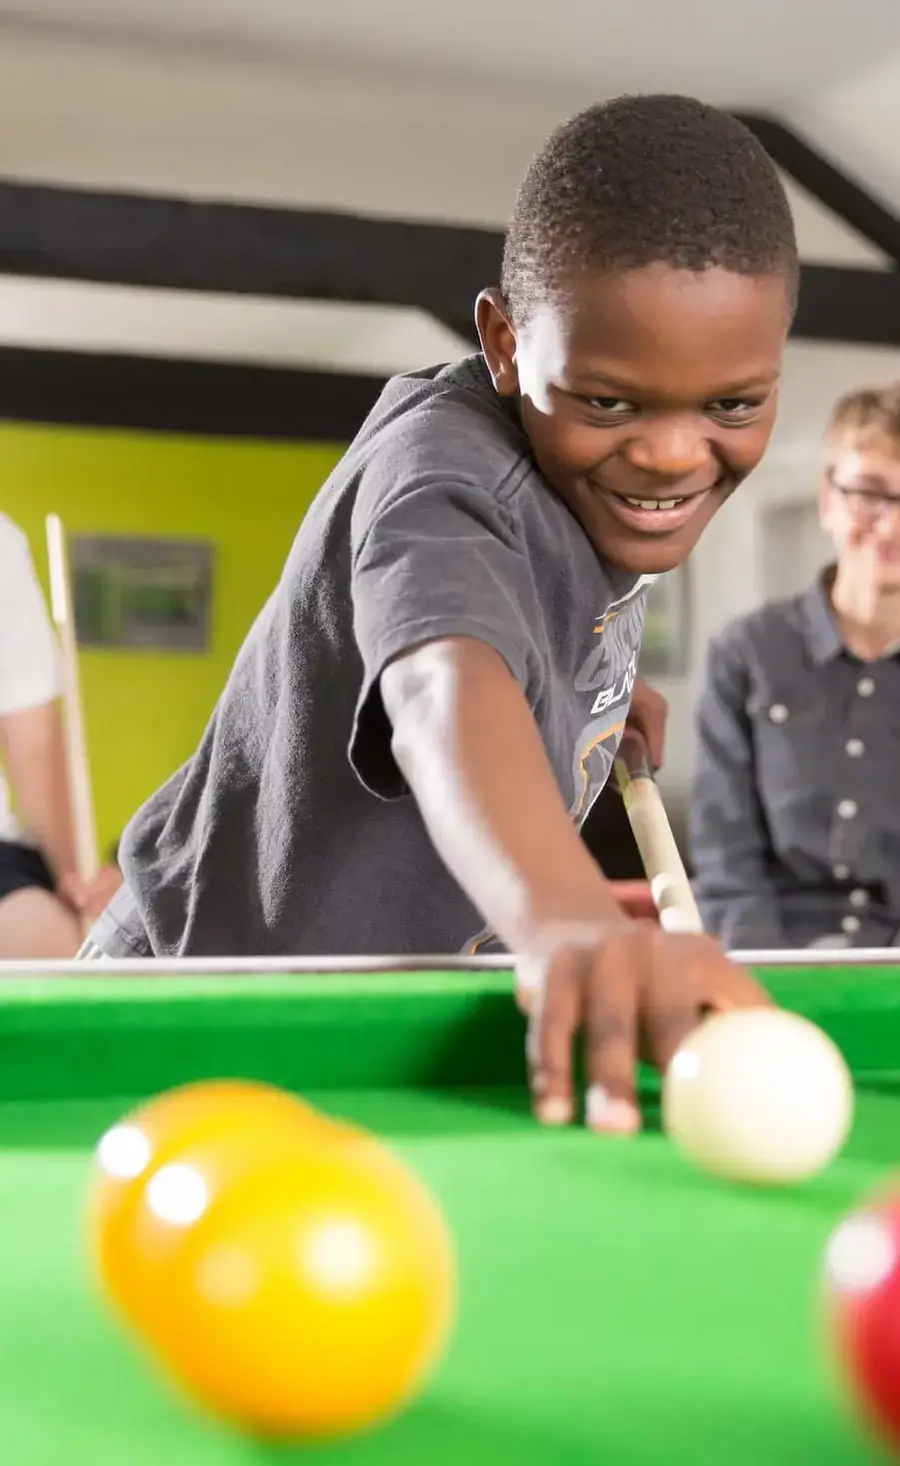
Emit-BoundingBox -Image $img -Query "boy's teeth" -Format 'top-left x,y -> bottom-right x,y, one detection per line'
621,496 -> 683,510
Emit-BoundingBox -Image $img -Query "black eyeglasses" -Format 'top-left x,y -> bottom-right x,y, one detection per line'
825,467 -> 900,518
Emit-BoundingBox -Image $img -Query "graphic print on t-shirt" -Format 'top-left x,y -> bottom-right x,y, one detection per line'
464,575 -> 652,954
570,576 -> 653,825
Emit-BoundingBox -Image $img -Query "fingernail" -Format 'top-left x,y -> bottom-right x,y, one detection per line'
586,1087 -> 640,1135
536,1096 -> 573,1127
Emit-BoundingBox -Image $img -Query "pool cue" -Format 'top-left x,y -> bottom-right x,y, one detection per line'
613,728 -> 703,935
45,515 -> 100,901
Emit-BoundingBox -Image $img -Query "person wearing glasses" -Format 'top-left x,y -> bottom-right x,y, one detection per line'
691,382 -> 900,950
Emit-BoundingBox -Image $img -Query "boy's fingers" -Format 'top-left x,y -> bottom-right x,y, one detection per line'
515,985 -> 534,1015
584,959 -> 640,1135
648,955 -> 773,1071
719,962 -> 773,1009
645,1000 -> 704,1076
627,680 -> 668,769
527,950 -> 584,1127
636,708 -> 666,771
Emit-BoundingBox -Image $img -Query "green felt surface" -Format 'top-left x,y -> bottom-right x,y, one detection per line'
0,964 -> 898,1464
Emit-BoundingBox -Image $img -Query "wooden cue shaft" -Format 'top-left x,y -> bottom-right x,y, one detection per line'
45,514 -> 100,886
613,728 -> 703,934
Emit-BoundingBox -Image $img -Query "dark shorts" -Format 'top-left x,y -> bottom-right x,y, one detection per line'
0,841 -> 54,902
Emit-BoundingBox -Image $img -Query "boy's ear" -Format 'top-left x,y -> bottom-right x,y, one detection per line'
475,289 -> 519,397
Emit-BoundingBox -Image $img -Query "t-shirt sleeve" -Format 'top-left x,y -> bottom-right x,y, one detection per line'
0,519 -> 61,716
350,471 -> 544,798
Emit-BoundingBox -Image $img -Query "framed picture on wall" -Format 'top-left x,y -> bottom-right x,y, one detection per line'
638,567 -> 689,677
72,536 -> 214,651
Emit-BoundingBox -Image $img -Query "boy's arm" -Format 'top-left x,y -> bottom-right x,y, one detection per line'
382,636 -> 628,943
689,633 -> 785,948
382,634 -> 769,1132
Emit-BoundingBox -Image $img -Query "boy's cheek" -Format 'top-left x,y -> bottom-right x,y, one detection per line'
527,419 -> 619,481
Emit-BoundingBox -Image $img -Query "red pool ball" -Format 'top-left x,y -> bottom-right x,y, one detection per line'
823,1190 -> 900,1452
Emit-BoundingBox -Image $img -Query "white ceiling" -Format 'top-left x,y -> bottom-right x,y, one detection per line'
3,0 -> 899,211
4,0 -> 899,104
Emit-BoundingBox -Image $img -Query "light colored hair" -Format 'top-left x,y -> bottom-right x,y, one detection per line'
826,382 -> 900,457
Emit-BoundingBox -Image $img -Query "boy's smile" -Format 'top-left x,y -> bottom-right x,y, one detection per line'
478,263 -> 792,574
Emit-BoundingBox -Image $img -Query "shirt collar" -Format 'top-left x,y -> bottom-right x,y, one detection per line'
803,568 -> 900,663
801,571 -> 844,666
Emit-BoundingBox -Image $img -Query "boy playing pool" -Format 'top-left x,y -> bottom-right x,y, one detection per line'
85,95 -> 798,1135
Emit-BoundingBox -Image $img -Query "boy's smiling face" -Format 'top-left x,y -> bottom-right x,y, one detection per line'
478,264 -> 792,575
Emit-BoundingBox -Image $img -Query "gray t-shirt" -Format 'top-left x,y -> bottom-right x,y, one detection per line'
95,357 -> 651,958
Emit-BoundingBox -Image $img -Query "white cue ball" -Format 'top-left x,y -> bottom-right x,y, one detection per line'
662,1007 -> 854,1185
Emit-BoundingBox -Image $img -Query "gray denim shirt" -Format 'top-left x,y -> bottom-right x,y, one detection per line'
690,575 -> 900,950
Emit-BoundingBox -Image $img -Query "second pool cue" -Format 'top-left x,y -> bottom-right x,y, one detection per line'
46,514 -> 100,894
613,728 -> 703,935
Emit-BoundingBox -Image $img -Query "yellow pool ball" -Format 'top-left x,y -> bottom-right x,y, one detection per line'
87,1078 -> 340,1335
148,1140 -> 456,1440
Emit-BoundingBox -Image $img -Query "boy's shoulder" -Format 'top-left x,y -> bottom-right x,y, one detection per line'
374,354 -> 516,428
714,584 -> 825,660
359,355 -> 533,500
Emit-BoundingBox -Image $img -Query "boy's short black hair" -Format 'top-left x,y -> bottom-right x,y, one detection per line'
502,94 -> 798,326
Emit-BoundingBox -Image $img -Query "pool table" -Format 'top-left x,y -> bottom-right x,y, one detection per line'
1,951 -> 900,1466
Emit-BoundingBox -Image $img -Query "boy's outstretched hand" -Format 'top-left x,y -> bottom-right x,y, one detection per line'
519,923 -> 771,1134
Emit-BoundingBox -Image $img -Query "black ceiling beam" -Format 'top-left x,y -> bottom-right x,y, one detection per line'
0,178 -> 500,311
0,346 -> 385,441
735,112 -> 900,267
0,172 -> 897,347
795,265 -> 900,346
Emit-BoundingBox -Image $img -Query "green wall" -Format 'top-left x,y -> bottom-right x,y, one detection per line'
4,423 -> 344,855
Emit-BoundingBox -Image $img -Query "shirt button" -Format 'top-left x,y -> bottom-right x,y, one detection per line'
850,888 -> 870,908
857,676 -> 876,697
837,799 -> 858,820
842,915 -> 861,935
846,738 -> 865,757
768,703 -> 789,723
833,863 -> 850,881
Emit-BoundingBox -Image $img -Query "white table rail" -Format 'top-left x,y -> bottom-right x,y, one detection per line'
0,948 -> 897,978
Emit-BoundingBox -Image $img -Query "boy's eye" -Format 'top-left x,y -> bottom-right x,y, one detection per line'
708,398 -> 762,417
582,396 -> 635,414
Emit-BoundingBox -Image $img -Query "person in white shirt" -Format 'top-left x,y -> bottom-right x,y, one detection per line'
0,513 -> 120,957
